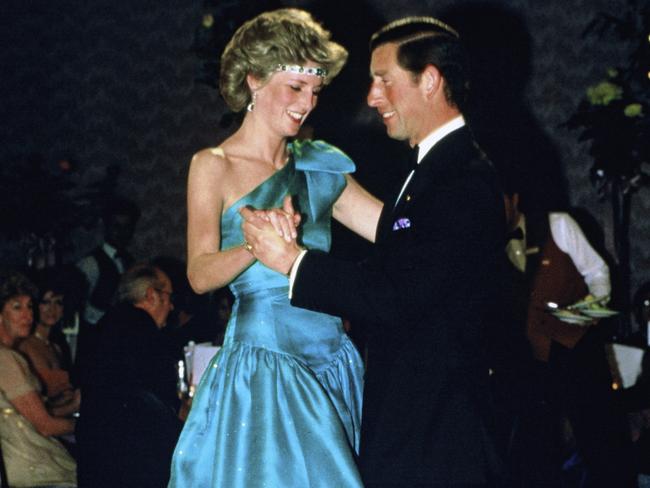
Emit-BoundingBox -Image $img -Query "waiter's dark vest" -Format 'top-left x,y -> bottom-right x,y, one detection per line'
525,213 -> 589,362
88,247 -> 122,312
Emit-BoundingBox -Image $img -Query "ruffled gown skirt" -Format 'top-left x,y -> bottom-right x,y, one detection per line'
169,285 -> 364,487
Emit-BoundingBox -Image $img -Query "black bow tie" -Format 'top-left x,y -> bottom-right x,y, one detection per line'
408,146 -> 419,171
506,227 -> 524,241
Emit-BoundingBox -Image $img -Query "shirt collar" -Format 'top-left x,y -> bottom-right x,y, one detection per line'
102,241 -> 119,259
416,115 -> 465,164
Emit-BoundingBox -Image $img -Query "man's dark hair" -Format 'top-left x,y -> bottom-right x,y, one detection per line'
103,197 -> 141,223
370,16 -> 470,112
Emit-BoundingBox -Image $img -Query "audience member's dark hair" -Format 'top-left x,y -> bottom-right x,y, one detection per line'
103,197 -> 141,223
31,265 -> 87,325
0,270 -> 38,309
370,17 -> 469,112
34,268 -> 69,300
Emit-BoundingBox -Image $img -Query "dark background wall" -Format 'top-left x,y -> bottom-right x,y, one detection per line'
2,0 -> 648,310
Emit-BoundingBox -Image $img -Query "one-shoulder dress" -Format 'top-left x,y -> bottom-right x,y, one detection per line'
168,140 -> 364,487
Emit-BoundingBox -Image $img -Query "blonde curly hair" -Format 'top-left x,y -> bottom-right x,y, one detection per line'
219,8 -> 348,112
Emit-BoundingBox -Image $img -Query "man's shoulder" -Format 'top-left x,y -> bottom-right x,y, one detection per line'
97,303 -> 155,339
76,246 -> 106,271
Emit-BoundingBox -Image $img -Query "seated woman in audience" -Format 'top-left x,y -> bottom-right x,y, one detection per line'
18,270 -> 79,412
0,270 -> 77,487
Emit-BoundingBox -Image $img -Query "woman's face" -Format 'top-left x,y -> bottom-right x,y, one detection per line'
39,290 -> 64,327
0,295 -> 34,342
252,63 -> 324,137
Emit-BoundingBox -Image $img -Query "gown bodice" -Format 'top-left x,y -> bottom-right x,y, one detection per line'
169,140 -> 364,488
219,140 -> 355,373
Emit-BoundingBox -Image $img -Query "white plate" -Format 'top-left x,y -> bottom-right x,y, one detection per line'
580,308 -> 619,318
551,310 -> 593,324
570,295 -> 609,310
553,314 -> 593,325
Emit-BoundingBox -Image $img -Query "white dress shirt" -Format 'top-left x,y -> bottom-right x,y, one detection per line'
76,242 -> 126,324
289,116 -> 466,296
393,115 -> 465,206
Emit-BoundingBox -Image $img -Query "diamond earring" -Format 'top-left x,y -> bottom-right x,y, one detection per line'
246,92 -> 257,112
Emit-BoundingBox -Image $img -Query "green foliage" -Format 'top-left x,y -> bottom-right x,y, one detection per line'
565,0 -> 650,197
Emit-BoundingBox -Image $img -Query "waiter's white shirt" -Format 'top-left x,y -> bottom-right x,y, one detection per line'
506,212 -> 610,298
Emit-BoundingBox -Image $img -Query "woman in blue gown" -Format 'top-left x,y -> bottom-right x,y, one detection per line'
168,9 -> 383,487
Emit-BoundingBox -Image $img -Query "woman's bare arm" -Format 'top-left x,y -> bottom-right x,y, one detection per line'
186,149 -> 256,294
10,390 -> 75,437
333,175 -> 383,243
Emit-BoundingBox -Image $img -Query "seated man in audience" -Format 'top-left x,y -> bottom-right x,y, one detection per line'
76,263 -> 181,488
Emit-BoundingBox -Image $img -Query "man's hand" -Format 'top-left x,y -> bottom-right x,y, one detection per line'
240,197 -> 303,275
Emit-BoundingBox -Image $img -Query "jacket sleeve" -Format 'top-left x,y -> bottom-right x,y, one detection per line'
291,170 -> 505,330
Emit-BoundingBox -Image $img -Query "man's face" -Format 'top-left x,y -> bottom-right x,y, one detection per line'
367,42 -> 427,146
105,213 -> 136,250
150,273 -> 174,328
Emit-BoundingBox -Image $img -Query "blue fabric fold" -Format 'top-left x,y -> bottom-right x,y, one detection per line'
291,140 -> 355,223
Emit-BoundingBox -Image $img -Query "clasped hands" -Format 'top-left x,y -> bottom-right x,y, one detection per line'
239,195 -> 303,275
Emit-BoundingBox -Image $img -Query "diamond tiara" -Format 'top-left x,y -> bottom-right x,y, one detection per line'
275,64 -> 328,78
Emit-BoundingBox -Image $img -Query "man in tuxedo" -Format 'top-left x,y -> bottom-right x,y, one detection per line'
76,197 -> 140,326
242,17 -> 506,487
73,197 -> 140,386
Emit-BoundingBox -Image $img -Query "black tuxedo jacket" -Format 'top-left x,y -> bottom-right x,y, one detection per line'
76,304 -> 181,488
292,126 -> 506,486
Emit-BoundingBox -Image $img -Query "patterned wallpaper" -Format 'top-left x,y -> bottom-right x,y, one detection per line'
2,0 -> 648,307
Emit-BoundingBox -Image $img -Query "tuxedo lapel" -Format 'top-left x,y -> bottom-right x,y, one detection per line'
405,126 -> 476,204
377,127 -> 476,244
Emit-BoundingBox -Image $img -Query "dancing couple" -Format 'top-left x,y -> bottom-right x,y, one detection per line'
170,8 -> 505,488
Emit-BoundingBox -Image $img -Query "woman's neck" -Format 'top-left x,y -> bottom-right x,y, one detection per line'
233,118 -> 289,169
34,323 -> 51,341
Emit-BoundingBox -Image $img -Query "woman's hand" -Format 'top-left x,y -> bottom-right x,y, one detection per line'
249,196 -> 300,243
240,200 -> 303,275
48,388 -> 81,418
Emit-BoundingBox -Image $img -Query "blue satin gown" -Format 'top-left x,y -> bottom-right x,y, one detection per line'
168,140 -> 364,487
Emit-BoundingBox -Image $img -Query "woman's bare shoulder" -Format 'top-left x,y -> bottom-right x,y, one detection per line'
190,146 -> 231,177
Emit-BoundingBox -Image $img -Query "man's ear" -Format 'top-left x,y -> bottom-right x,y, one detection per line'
421,65 -> 442,98
144,286 -> 157,304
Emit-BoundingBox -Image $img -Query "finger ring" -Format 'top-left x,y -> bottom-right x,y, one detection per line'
244,241 -> 253,252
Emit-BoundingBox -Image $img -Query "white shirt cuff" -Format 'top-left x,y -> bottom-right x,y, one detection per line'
288,250 -> 308,299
